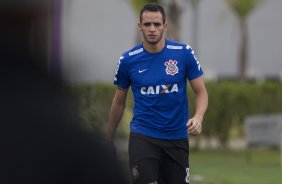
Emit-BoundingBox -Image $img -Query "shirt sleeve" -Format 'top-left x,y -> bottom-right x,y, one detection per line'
113,56 -> 131,89
185,45 -> 203,80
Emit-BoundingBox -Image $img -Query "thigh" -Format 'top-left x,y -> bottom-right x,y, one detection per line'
158,153 -> 189,184
129,135 -> 161,184
158,140 -> 190,184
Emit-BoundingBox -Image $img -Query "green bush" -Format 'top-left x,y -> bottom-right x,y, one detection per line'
71,81 -> 282,144
70,83 -> 115,133
192,81 -> 282,145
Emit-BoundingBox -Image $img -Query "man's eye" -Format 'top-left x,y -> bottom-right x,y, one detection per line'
143,23 -> 161,27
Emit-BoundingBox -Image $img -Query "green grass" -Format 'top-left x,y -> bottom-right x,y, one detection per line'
190,148 -> 282,184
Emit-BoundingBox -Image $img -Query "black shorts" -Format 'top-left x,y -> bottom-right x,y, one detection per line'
129,133 -> 190,184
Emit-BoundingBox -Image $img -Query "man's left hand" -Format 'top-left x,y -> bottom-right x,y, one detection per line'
186,115 -> 202,136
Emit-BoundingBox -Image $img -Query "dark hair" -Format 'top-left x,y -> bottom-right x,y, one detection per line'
140,3 -> 166,23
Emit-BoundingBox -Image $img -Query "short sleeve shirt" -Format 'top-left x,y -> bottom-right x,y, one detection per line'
113,39 -> 203,139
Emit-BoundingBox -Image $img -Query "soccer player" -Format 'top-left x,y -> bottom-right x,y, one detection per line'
106,3 -> 208,184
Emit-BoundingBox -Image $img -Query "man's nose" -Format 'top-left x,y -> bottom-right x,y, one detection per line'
149,24 -> 156,31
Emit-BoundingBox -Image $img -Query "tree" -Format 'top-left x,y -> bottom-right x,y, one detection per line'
166,0 -> 182,41
225,0 -> 263,81
184,0 -> 201,52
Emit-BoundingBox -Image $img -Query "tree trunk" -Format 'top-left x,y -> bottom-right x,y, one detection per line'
167,0 -> 181,41
238,19 -> 248,81
191,0 -> 200,52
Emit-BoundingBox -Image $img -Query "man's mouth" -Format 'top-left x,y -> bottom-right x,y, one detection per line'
148,35 -> 156,39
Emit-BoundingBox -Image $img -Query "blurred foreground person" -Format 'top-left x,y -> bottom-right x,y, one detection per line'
0,1 -> 127,183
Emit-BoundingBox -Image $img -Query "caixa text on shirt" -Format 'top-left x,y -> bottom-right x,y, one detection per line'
140,84 -> 178,95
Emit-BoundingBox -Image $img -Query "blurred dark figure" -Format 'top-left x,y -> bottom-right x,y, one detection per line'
0,1 -> 127,183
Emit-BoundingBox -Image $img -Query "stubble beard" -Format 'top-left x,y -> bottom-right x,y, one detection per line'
143,31 -> 164,45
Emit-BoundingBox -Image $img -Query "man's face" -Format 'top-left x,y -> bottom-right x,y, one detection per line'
139,11 -> 167,45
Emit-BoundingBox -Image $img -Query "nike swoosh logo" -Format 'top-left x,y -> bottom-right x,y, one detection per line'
138,69 -> 147,73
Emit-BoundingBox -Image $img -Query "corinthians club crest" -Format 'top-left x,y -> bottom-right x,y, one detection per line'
164,60 -> 178,76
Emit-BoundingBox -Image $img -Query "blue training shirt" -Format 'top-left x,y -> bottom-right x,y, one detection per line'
113,39 -> 203,139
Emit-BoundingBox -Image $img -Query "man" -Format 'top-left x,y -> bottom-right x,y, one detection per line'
106,3 -> 208,184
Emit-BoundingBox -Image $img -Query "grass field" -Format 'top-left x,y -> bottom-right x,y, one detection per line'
190,148 -> 282,184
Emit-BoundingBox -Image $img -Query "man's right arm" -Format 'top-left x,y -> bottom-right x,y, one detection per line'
106,87 -> 128,143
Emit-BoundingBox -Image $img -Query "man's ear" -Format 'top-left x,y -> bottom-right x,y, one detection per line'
163,22 -> 168,32
138,22 -> 142,31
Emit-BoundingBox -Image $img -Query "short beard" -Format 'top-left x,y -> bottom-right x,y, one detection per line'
143,32 -> 164,45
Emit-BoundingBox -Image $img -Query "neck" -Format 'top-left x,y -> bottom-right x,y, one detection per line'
143,38 -> 166,53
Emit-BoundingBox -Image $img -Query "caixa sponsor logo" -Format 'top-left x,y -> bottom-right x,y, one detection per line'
140,84 -> 178,95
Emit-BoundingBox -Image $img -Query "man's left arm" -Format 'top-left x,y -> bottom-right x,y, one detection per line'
187,76 -> 208,135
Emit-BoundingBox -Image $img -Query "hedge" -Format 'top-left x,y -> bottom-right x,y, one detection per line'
70,81 -> 282,144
